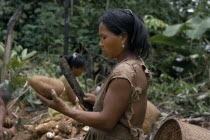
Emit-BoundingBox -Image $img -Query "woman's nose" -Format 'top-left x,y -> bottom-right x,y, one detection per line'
99,40 -> 103,48
98,39 -> 103,47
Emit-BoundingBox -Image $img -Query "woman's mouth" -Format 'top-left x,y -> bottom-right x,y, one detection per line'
101,49 -> 105,54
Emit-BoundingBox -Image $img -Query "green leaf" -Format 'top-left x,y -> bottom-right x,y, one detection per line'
163,22 -> 192,37
0,42 -> 5,58
21,49 -> 28,60
21,49 -> 37,60
24,51 -> 37,60
187,16 -> 202,25
149,34 -> 187,46
186,17 -> 210,39
163,24 -> 183,37
10,50 -> 17,59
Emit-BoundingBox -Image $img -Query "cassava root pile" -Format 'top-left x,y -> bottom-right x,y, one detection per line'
26,117 -> 88,140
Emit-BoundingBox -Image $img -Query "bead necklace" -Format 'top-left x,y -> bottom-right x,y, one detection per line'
120,56 -> 138,63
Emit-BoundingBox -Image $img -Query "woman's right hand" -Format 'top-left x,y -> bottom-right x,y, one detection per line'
0,127 -> 15,140
35,89 -> 70,115
83,93 -> 96,105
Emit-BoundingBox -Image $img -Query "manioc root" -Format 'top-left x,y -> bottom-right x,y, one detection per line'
58,120 -> 72,134
28,75 -> 64,99
35,120 -> 59,134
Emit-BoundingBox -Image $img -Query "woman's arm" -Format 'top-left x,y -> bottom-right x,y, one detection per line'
0,97 -> 14,140
36,78 -> 131,130
0,97 -> 6,127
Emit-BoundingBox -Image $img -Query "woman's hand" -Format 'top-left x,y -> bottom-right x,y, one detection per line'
0,127 -> 15,140
35,89 -> 70,115
83,93 -> 96,105
3,116 -> 13,128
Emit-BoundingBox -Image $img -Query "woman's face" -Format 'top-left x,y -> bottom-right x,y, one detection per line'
72,66 -> 85,77
98,22 -> 124,59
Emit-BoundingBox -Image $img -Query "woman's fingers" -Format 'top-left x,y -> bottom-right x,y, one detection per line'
3,117 -> 13,128
36,89 -> 68,113
0,132 -> 3,140
35,92 -> 50,105
4,131 -> 8,140
83,93 -> 96,105
84,94 -> 95,100
0,130 -> 12,140
51,89 -> 59,102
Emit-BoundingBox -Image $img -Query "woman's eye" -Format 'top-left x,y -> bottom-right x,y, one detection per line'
99,35 -> 106,40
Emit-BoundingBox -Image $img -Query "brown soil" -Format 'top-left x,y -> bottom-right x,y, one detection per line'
10,104 -> 87,140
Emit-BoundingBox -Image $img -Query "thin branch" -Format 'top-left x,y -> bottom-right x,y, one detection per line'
31,112 -> 48,124
7,82 -> 29,109
180,117 -> 209,123
181,55 -> 209,81
1,5 -> 24,82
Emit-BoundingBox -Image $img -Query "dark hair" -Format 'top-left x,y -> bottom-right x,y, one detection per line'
99,9 -> 149,59
64,54 -> 86,68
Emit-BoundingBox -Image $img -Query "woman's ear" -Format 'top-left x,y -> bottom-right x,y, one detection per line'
120,33 -> 128,45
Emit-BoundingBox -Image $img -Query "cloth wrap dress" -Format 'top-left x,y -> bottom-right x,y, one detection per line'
84,59 -> 151,140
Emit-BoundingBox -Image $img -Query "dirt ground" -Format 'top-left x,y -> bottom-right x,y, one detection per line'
9,103 -> 88,140
10,104 -> 49,140
9,103 -> 210,140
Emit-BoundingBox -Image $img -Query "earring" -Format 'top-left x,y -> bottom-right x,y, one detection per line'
122,44 -> 125,48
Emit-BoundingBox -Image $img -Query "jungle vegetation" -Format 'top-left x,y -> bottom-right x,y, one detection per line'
0,0 -> 209,119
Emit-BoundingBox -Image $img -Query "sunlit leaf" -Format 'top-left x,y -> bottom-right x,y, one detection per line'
163,24 -> 183,37
186,17 -> 210,39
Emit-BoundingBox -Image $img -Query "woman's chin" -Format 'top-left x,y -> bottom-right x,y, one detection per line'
102,52 -> 114,59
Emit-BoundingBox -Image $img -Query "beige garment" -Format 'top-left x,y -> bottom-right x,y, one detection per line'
84,59 -> 151,140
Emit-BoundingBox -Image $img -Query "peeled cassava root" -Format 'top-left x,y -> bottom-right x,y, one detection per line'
142,100 -> 160,134
27,117 -> 87,140
28,75 -> 64,99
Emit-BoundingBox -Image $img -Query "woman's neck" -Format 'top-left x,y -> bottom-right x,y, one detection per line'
117,50 -> 137,63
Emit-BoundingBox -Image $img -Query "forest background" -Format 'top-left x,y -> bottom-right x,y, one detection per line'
0,0 -> 209,122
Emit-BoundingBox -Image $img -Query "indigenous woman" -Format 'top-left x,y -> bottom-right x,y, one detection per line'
36,9 -> 150,140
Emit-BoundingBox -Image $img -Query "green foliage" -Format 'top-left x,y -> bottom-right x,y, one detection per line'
148,74 -> 210,117
186,16 -> 210,40
163,23 -> 192,37
149,15 -> 210,80
144,15 -> 168,32
6,44 -> 37,89
0,0 -> 209,117
161,16 -> 210,40
149,34 -> 187,46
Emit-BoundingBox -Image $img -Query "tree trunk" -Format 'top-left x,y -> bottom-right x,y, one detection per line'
63,0 -> 70,55
70,0 -> 74,16
1,5 -> 24,83
106,0 -> 110,10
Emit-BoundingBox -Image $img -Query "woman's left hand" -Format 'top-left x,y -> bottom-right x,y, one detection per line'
35,89 -> 70,115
